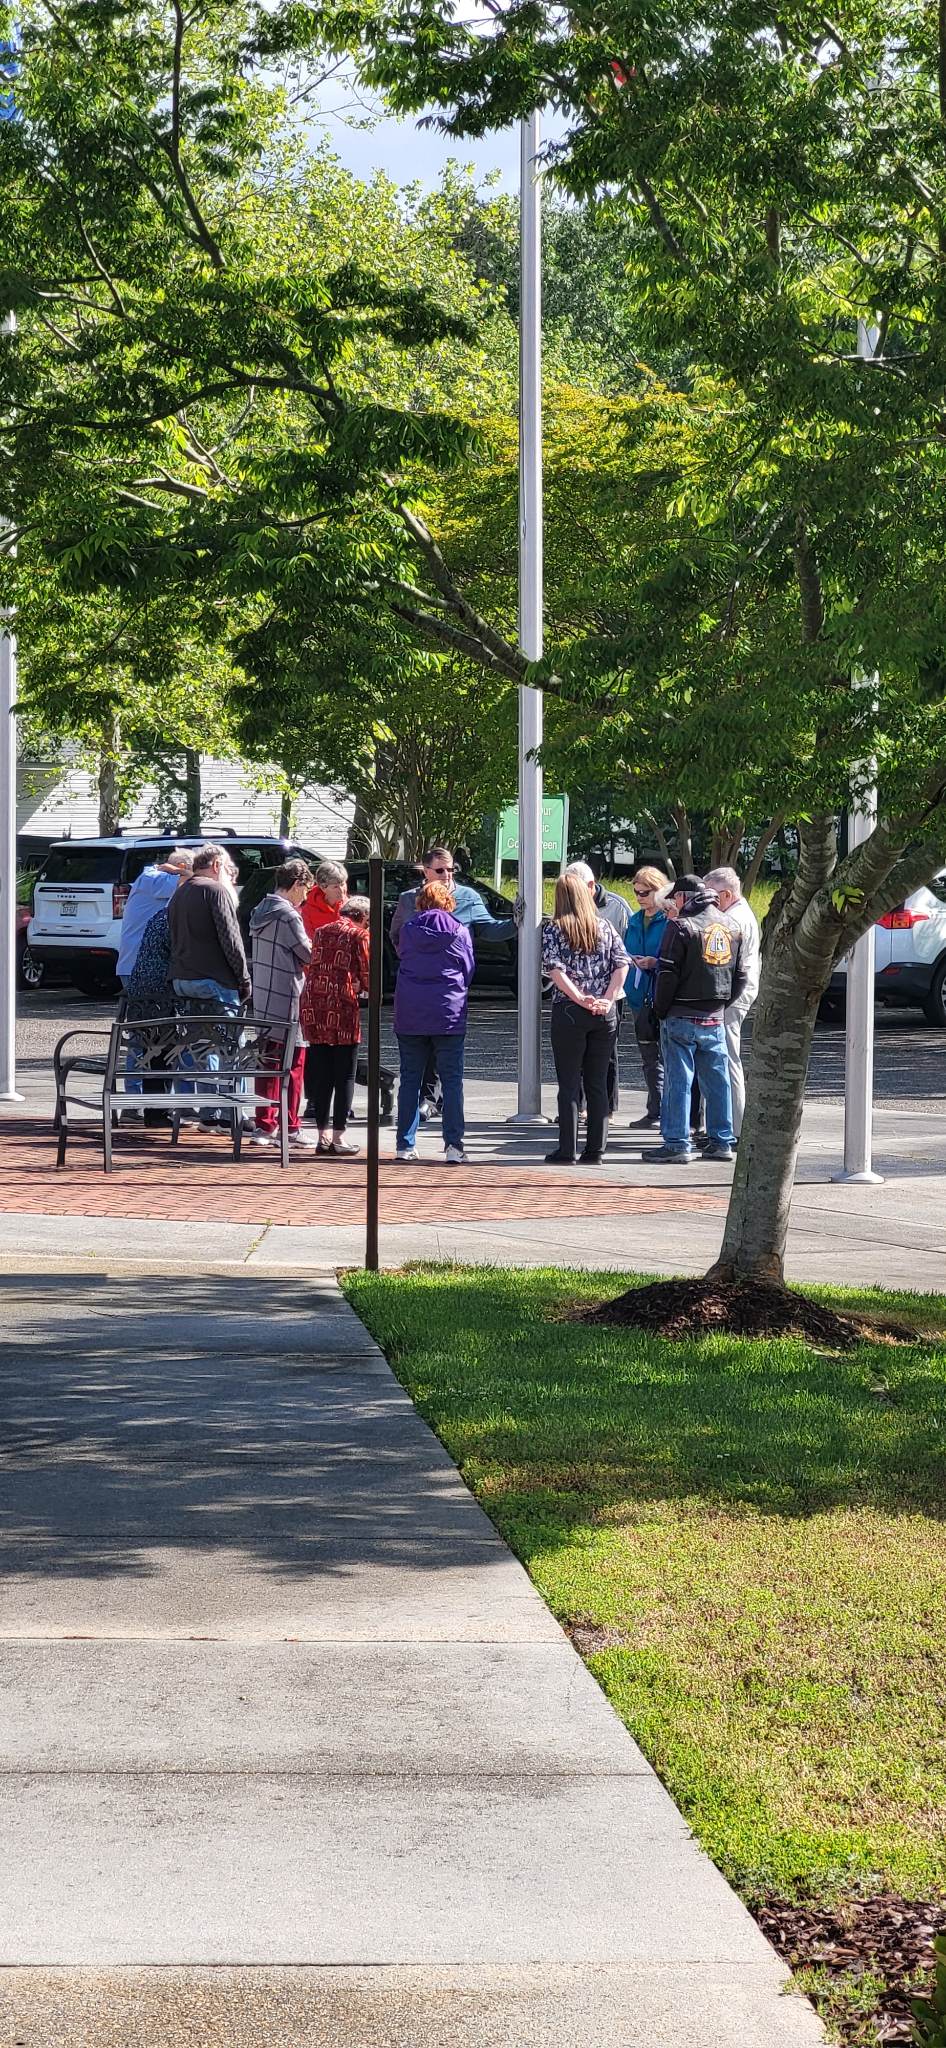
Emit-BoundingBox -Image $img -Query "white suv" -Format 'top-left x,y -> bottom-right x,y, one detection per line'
28,834 -> 320,995
828,872 -> 946,1025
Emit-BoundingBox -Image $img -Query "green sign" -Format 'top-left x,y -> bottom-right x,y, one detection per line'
496,795 -> 569,865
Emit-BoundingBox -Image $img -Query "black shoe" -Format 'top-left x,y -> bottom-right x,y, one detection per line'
693,1129 -> 710,1149
703,1143 -> 735,1162
545,1150 -> 577,1164
647,1145 -> 696,1163
578,1151 -> 604,1165
629,1113 -> 661,1129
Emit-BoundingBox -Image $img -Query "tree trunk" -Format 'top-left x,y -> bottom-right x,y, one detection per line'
710,925 -> 825,1283
644,810 -> 675,877
279,786 -> 294,837
184,749 -> 202,834
671,802 -> 693,872
711,820 -> 743,869
346,793 -> 373,861
97,714 -> 121,835
742,816 -> 783,897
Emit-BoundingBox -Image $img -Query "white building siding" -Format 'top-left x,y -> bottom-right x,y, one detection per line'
17,755 -> 353,858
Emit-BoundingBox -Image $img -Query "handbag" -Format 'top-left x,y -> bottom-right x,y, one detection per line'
636,997 -> 659,1044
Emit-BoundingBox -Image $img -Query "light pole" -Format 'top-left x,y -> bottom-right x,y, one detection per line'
0,307 -> 21,1103
509,108 -> 547,1124
833,321 -> 882,1185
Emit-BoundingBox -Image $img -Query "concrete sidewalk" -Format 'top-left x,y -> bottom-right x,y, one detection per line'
3,1073 -> 946,1287
0,1258 -> 823,2046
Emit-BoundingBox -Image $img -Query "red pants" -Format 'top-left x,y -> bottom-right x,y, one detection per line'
255,1040 -> 305,1134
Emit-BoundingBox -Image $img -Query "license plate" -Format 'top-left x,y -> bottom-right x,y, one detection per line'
60,901 -> 78,917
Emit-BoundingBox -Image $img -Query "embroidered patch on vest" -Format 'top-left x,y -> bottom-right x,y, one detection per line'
702,922 -> 733,965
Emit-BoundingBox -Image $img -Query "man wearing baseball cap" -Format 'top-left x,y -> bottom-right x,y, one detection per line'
648,874 -> 747,1163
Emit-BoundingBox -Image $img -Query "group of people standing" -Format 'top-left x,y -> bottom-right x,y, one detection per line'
116,843 -> 371,1151
542,861 -> 760,1165
114,834 -> 759,1170
115,838 -> 509,1162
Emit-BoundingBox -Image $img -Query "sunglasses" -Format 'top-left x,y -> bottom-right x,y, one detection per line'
430,865 -> 455,875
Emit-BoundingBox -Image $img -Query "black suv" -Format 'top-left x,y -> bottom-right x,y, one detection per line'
239,858 -> 518,994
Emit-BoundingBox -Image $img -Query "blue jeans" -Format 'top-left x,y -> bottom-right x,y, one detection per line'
172,978 -> 242,1114
397,1033 -> 466,1151
661,1015 -> 734,1151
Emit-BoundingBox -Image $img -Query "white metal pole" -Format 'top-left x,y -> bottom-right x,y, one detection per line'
832,318 -> 882,1184
833,777 -> 882,1182
509,109 -> 547,1124
0,622 -> 22,1101
0,305 -> 21,1103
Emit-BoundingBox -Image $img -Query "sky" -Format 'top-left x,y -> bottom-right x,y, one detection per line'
312,65 -> 556,192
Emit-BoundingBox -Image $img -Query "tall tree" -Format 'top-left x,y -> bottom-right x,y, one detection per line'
313,0 -> 946,1285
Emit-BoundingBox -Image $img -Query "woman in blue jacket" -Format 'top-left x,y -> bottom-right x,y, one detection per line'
623,867 -> 669,1128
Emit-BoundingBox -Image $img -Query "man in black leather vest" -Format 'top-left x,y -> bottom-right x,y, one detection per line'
649,875 -> 747,1163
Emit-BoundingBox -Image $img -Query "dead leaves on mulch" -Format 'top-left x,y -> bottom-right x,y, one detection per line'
576,1276 -> 921,1350
757,1893 -> 946,2042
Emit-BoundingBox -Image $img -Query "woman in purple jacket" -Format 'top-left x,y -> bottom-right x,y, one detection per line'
394,882 -> 475,1164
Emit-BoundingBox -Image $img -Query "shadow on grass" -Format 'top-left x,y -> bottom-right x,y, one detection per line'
346,1264 -> 946,1524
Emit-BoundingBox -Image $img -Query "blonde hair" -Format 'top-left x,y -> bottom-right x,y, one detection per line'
553,872 -> 599,953
632,864 -> 669,894
416,882 -> 456,913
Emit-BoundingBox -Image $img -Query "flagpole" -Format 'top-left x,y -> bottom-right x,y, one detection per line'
509,108 -> 547,1124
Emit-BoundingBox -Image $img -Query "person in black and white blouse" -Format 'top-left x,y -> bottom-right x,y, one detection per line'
541,873 -> 629,1165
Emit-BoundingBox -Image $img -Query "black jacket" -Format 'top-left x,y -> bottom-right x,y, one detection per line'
168,874 -> 252,999
654,893 -> 747,1020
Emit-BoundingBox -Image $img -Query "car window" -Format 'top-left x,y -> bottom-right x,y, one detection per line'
39,847 -> 124,885
922,876 -> 946,906
121,844 -> 179,884
228,843 -> 285,886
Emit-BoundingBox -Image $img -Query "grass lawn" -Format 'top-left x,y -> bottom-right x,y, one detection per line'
343,1264 -> 946,2042
500,875 -> 779,924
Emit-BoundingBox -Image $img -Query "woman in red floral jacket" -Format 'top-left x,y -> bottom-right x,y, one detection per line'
300,898 -> 370,1154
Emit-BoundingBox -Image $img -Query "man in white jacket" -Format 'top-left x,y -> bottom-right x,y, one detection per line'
702,867 -> 760,1137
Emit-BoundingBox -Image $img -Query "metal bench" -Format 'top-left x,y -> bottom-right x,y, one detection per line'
53,1012 -> 299,1171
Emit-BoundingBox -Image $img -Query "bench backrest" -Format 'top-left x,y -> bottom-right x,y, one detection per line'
104,1014 -> 298,1089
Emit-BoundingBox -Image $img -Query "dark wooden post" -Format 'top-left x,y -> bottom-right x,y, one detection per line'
365,855 -> 383,1271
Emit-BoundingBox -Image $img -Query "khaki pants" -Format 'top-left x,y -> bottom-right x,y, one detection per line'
724,1000 -> 754,1136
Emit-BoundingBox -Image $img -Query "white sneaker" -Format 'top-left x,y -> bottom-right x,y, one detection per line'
396,1147 -> 418,1162
288,1128 -> 317,1149
331,1136 -> 360,1156
250,1131 -> 274,1148
444,1145 -> 468,1165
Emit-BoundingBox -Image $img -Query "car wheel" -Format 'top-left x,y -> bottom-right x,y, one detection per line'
16,940 -> 46,992
72,964 -> 120,999
923,959 -> 946,1026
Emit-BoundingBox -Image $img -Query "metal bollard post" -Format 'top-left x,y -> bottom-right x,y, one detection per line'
365,855 -> 383,1271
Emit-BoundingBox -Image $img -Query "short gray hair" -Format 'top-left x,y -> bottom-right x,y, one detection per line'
565,860 -> 595,889
164,847 -> 194,872
703,866 -> 742,897
192,842 -> 228,874
316,860 -> 348,891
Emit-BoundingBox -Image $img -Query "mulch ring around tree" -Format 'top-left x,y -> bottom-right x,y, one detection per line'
573,1276 -> 922,1349
757,1893 -> 946,2043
